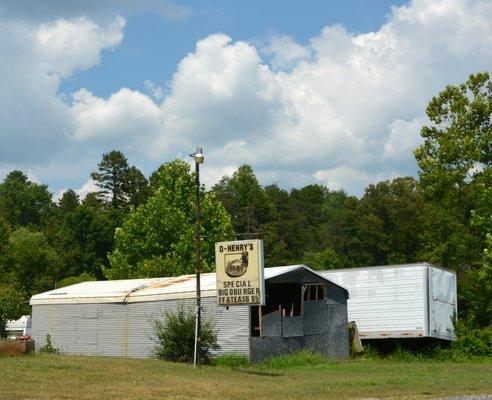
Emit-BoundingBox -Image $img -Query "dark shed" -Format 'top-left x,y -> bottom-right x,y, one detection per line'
250,265 -> 349,362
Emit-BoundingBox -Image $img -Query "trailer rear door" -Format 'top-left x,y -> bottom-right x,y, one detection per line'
429,267 -> 457,340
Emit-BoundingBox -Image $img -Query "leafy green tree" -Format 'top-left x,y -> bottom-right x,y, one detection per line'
0,285 -> 29,338
417,204 -> 481,269
461,234 -> 492,328
414,72 -> 491,206
2,228 -> 62,295
91,150 -> 149,210
318,195 -> 359,268
60,202 -> 122,279
356,177 -> 423,265
414,72 -> 491,326
0,171 -> 54,228
57,272 -> 96,289
106,159 -> 234,279
126,166 -> 150,208
0,215 -> 9,253
212,165 -> 273,237
57,189 -> 80,216
261,185 -> 298,267
414,72 -> 490,266
303,247 -> 349,271
289,185 -> 333,257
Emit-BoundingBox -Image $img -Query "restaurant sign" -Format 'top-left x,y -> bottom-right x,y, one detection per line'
215,239 -> 265,306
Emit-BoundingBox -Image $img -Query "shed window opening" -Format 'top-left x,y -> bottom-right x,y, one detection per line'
303,284 -> 325,302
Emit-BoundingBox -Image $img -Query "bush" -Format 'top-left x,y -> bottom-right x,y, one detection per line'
449,322 -> 492,358
151,304 -> 219,363
39,334 -> 61,355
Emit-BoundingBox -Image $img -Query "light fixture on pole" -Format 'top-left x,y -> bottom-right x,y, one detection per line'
190,147 -> 204,367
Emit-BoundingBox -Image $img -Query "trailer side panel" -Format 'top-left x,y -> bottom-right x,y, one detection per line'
322,266 -> 426,339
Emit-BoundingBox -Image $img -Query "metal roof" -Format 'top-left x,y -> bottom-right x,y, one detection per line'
319,262 -> 452,274
30,265 -> 332,305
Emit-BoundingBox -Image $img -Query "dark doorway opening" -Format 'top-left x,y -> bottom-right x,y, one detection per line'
250,282 -> 325,337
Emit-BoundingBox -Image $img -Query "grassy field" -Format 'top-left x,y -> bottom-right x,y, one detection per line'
0,354 -> 491,400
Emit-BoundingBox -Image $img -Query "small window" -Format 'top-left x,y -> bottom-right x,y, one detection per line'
303,284 -> 324,301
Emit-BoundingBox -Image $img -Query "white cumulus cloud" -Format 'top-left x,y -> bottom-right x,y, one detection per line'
37,16 -> 125,77
0,15 -> 125,166
151,0 -> 492,194
1,0 -> 492,196
71,88 -> 161,146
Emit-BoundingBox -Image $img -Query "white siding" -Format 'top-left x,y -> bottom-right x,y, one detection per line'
32,297 -> 250,358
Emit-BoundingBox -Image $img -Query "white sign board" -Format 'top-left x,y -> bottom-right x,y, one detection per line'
215,239 -> 265,306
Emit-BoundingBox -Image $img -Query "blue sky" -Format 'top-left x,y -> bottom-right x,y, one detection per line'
0,0 -> 490,198
60,1 -> 406,98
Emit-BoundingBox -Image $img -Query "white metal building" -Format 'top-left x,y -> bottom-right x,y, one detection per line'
30,263 -> 457,359
31,265 -> 343,358
321,263 -> 457,340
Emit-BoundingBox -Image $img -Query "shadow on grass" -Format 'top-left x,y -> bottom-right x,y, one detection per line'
231,368 -> 284,377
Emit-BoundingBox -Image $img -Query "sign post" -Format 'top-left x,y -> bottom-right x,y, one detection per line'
215,239 -> 265,306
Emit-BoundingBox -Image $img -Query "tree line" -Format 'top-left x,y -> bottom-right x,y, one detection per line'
0,72 -> 490,335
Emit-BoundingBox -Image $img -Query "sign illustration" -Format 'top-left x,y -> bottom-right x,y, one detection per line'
225,251 -> 248,277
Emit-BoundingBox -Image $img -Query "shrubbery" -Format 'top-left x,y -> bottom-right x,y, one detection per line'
362,322 -> 492,361
448,322 -> 492,358
151,304 -> 219,363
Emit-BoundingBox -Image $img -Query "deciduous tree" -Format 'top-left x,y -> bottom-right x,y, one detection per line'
106,159 -> 234,279
0,171 -> 53,228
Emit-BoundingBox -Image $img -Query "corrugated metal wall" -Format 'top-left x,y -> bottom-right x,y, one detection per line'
32,297 -> 250,358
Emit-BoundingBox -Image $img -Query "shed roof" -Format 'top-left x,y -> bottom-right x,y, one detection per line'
30,265 -> 346,305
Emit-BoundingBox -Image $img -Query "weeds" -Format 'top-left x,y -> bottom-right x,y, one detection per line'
39,334 -> 61,355
257,350 -> 330,369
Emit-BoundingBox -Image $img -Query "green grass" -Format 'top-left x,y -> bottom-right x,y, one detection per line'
0,353 -> 490,400
211,354 -> 250,367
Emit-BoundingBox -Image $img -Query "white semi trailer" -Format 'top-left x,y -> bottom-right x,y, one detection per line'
321,263 -> 457,341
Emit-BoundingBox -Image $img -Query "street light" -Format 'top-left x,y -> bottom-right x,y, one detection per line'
190,147 -> 204,367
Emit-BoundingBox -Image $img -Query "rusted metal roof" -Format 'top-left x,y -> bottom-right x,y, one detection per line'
30,265 -> 333,305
